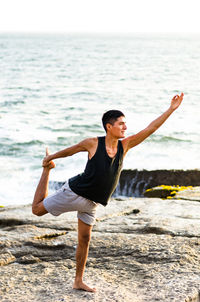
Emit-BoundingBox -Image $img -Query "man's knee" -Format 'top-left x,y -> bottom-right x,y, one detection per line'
79,232 -> 91,245
32,202 -> 47,217
78,218 -> 92,246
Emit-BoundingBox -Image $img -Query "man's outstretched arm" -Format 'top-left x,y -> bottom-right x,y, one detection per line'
122,93 -> 184,154
42,137 -> 97,167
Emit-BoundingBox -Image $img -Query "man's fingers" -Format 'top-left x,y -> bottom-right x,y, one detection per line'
173,95 -> 178,101
46,147 -> 49,156
173,92 -> 184,101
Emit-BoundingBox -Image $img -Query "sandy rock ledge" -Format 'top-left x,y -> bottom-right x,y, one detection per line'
0,196 -> 200,302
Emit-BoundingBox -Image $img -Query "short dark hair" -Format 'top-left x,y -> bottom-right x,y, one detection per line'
102,110 -> 125,132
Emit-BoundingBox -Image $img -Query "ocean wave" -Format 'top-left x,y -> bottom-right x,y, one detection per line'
52,128 -> 69,132
0,140 -> 44,156
7,86 -> 41,93
1,100 -> 25,107
149,135 -> 192,143
70,91 -> 98,97
1,140 -> 44,148
14,140 -> 44,146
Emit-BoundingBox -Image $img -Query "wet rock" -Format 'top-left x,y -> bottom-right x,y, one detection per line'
116,169 -> 200,197
143,185 -> 193,198
144,185 -> 200,201
144,185 -> 175,198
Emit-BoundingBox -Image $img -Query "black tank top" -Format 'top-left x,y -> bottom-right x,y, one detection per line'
69,136 -> 124,206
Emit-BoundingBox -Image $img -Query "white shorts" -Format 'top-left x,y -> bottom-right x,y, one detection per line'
43,182 -> 98,225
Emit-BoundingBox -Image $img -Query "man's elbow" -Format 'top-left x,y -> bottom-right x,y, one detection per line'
146,125 -> 158,135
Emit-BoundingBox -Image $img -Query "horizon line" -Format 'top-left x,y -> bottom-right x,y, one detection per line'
0,30 -> 200,35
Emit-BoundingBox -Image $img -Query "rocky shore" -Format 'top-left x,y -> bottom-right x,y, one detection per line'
116,169 -> 200,197
51,169 -> 200,198
1,188 -> 200,302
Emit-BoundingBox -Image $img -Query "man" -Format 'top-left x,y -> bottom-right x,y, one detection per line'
32,93 -> 184,292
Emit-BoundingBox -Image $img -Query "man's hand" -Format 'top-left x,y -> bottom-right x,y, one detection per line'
170,92 -> 184,111
122,92 -> 184,154
42,147 -> 54,168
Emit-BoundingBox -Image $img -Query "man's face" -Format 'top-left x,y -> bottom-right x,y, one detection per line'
108,116 -> 127,138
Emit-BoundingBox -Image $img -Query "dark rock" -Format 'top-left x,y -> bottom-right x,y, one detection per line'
17,255 -> 41,264
144,185 -> 179,198
116,169 -> 200,197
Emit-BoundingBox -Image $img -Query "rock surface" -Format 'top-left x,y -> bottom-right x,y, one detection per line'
116,169 -> 200,197
144,186 -> 200,201
1,194 -> 200,302
175,187 -> 200,202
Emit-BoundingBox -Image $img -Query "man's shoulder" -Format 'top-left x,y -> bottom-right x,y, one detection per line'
78,137 -> 98,154
85,136 -> 98,143
79,137 -> 98,148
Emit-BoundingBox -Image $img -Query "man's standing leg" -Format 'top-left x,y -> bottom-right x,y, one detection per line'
73,219 -> 96,292
32,148 -> 55,216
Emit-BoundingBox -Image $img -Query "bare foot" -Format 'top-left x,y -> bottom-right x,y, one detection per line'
73,281 -> 96,293
43,147 -> 55,169
46,161 -> 56,169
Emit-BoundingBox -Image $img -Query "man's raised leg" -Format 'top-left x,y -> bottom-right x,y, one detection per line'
73,219 -> 96,293
32,148 -> 55,216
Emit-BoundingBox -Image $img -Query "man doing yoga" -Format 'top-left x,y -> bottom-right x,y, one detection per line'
32,93 -> 184,292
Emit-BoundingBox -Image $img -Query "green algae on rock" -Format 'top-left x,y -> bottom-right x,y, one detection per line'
144,185 -> 193,199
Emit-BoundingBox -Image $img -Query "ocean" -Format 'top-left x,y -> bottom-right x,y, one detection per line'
0,32 -> 200,206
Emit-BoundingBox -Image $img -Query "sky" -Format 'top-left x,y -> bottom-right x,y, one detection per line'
0,0 -> 200,33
